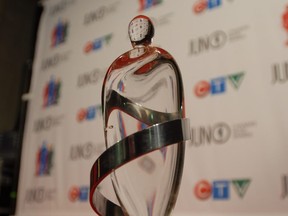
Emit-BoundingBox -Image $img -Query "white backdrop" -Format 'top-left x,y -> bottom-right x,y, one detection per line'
16,0 -> 288,215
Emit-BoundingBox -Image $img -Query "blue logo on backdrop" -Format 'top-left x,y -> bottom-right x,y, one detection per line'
208,0 -> 221,9
79,187 -> 89,201
211,77 -> 226,94
213,180 -> 230,199
86,107 -> 96,120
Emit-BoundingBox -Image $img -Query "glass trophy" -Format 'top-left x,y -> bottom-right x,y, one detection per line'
90,15 -> 191,216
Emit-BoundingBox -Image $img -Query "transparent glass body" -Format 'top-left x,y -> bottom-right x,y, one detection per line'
101,44 -> 185,216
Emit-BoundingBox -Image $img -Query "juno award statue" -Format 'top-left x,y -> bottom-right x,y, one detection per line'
90,15 -> 191,216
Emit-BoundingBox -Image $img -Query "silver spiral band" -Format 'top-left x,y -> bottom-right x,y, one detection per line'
90,118 -> 191,216
105,90 -> 182,125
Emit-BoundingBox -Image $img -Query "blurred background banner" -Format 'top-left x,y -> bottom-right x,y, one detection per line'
16,0 -> 288,215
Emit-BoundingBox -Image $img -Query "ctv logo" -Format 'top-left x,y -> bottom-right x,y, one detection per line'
194,179 -> 251,200
194,72 -> 245,97
77,105 -> 101,122
68,186 -> 89,202
193,0 -> 221,14
84,33 -> 113,54
138,0 -> 162,12
51,19 -> 69,47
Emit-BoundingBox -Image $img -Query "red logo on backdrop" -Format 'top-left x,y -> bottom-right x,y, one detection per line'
69,186 -> 80,202
77,108 -> 87,122
283,5 -> 288,46
194,180 -> 212,200
194,80 -> 210,97
193,0 -> 207,13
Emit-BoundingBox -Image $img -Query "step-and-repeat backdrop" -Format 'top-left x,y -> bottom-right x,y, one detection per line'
16,0 -> 288,215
